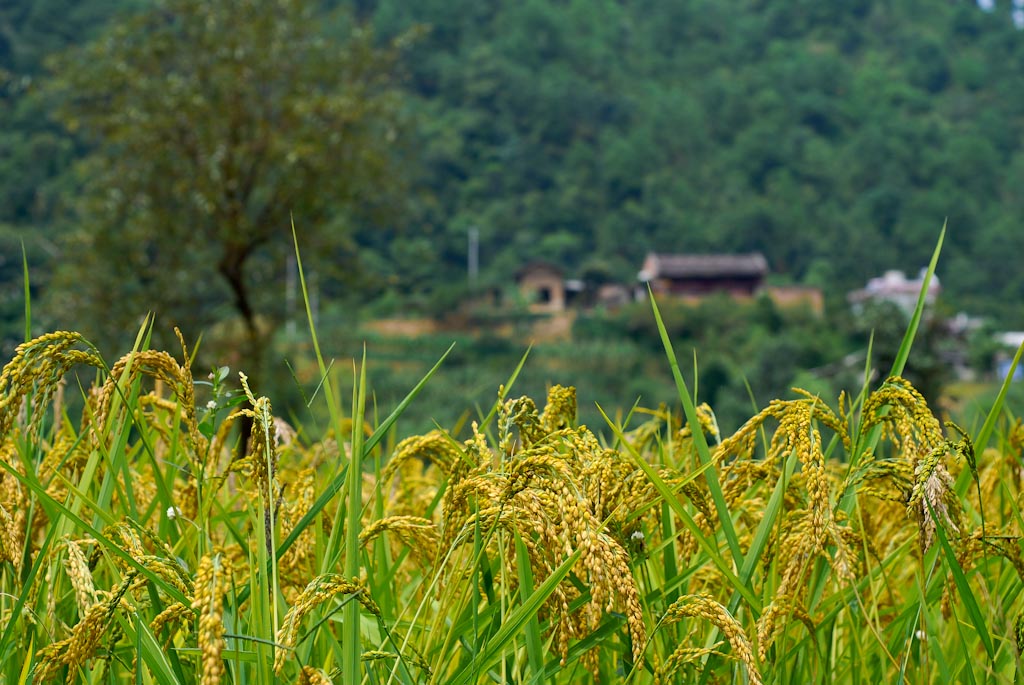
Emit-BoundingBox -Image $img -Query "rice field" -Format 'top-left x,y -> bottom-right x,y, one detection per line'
2,250 -> 1024,684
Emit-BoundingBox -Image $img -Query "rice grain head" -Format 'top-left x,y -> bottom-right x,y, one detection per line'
0,332 -> 103,443
663,593 -> 763,685
297,665 -> 334,685
191,552 -> 232,685
33,571 -> 136,684
275,574 -> 379,674
61,537 -> 98,615
150,601 -> 193,650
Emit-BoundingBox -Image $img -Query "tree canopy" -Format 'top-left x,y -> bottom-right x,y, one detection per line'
43,0 -> 412,374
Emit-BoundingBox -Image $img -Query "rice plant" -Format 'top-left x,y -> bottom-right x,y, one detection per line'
0,311 -> 1021,685
2,232 -> 1024,683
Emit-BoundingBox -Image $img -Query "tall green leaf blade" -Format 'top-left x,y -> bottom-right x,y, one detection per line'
21,240 -> 30,342
363,342 -> 455,455
889,223 -> 944,378
648,289 -> 743,567
975,339 -> 1024,454
515,532 -> 547,682
928,500 -> 994,662
344,351 -> 368,685
448,550 -> 581,685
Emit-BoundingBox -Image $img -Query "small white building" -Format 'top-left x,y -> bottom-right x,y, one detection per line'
848,268 -> 940,316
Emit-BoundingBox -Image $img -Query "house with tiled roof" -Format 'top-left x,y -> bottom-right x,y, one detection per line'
638,252 -> 769,298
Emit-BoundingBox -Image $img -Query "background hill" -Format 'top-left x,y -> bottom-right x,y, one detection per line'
0,0 -> 1022,430
3,1 -> 1023,319
363,0 -> 1024,318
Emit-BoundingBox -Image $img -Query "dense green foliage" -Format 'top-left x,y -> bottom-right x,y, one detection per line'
365,0 -> 1024,321
1,0 -> 140,356
1,0 -> 1022,415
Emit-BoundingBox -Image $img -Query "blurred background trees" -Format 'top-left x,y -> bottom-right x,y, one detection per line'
0,0 -> 1022,425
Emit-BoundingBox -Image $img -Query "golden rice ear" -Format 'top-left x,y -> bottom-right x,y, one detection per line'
275,575 -> 380,674
149,602 -> 193,651
663,593 -> 763,685
0,331 -> 103,442
0,446 -> 26,571
61,537 -> 98,615
539,384 -> 576,433
297,665 -> 334,685
756,594 -> 815,662
1016,612 -> 1024,658
655,639 -> 727,685
379,430 -> 462,488
192,552 -> 232,685
358,515 -> 439,568
498,394 -> 542,454
861,376 -> 945,460
32,572 -> 137,684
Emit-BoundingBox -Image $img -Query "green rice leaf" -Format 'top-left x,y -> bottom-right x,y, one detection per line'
515,532 -> 548,682
648,288 -> 743,567
448,550 -> 581,685
927,500 -> 994,662
975,339 -> 1024,454
889,223 -> 944,378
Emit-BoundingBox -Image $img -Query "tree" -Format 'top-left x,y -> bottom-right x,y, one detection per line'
46,0 -> 411,381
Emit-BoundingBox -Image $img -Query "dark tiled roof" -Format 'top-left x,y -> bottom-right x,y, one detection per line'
644,253 -> 769,279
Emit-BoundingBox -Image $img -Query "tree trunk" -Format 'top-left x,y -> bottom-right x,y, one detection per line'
218,244 -> 264,456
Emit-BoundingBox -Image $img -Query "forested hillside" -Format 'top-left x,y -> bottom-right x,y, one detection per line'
2,0 -> 1024,355
365,0 -> 1024,316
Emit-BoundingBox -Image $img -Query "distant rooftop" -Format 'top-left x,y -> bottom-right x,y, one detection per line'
638,253 -> 769,281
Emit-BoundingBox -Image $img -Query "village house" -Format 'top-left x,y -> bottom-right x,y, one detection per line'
637,252 -> 769,299
847,268 -> 940,316
515,252 -> 823,317
994,331 -> 1024,381
635,252 -> 823,314
516,261 -> 568,313
764,285 -> 825,314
